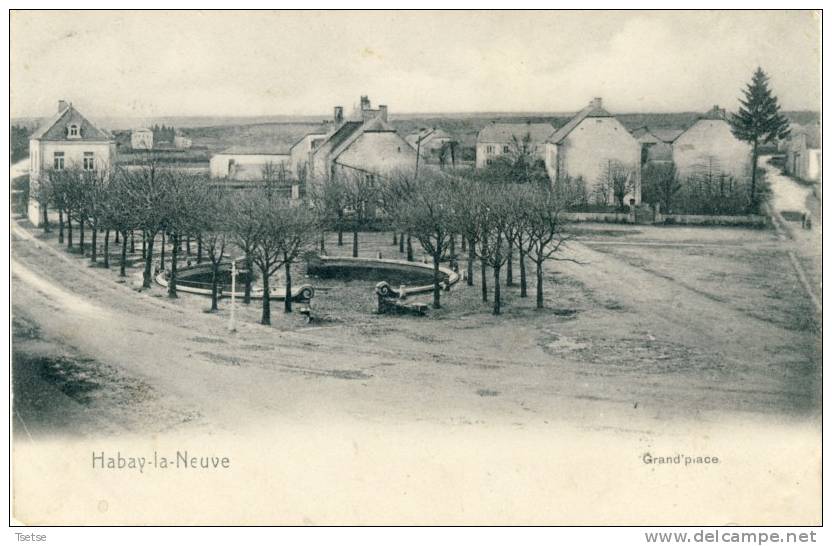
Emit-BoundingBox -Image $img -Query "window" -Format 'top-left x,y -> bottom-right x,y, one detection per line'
68,124 -> 80,138
486,145 -> 494,154
503,145 -> 510,153
53,151 -> 65,170
486,159 -> 492,166
83,152 -> 94,171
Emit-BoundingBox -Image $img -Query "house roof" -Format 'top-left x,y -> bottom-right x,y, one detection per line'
406,127 -> 452,145
651,128 -> 685,142
361,116 -> 397,133
547,102 -> 615,145
218,145 -> 290,156
477,122 -> 555,144
670,107 -> 732,143
31,104 -> 112,141
289,132 -> 328,151
319,121 -> 363,153
698,105 -> 728,121
632,126 -> 683,143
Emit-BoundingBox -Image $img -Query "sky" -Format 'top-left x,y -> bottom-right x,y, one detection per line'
10,10 -> 821,120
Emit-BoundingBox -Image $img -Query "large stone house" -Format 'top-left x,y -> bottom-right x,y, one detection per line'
305,96 -> 418,185
671,106 -> 751,181
476,122 -> 554,169
28,100 -> 117,226
783,122 -> 821,182
543,98 -> 642,205
209,146 -> 291,183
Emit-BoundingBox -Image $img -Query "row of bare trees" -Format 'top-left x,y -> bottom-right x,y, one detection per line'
341,168 -> 576,314
35,162 -> 320,326
35,157 -> 576,323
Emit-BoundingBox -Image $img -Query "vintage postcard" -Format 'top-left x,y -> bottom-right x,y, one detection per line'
9,10 -> 822,527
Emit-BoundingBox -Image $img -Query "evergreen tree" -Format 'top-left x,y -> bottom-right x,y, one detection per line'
730,67 -> 791,210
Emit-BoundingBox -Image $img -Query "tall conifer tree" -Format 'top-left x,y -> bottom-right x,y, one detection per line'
730,67 -> 791,210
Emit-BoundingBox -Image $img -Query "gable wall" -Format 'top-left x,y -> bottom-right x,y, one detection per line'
672,120 -> 751,180
553,117 -> 642,203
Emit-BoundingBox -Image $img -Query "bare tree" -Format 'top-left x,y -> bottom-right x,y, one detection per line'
449,175 -> 483,288
262,161 -> 289,199
201,187 -> 230,311
228,189 -> 262,304
122,161 -> 172,288
388,172 -> 456,309
163,172 -> 209,298
596,159 -> 635,208
104,170 -> 138,277
522,186 -> 579,309
249,192 -> 290,325
279,203 -> 319,313
642,162 -> 680,213
341,170 -> 378,258
308,173 -> 348,249
474,184 -> 513,315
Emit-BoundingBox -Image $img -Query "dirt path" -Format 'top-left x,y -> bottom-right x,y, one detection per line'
758,156 -> 822,311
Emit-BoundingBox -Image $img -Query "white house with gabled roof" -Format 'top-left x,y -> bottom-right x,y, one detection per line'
476,122 -> 554,169
543,97 -> 642,205
28,100 -> 117,226
671,106 -> 752,182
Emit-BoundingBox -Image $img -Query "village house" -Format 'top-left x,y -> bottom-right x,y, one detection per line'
543,98 -> 642,205
28,100 -> 117,226
671,106 -> 751,181
289,132 -> 328,179
406,127 -> 455,165
476,122 -> 554,169
209,145 -> 291,183
783,122 -> 821,182
305,96 -> 418,186
287,132 -> 328,198
631,126 -> 683,168
131,127 -> 154,150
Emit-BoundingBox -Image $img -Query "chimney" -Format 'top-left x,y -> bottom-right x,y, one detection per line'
378,105 -> 388,122
360,95 -> 371,111
591,97 -> 603,109
58,100 -> 69,113
334,106 -> 344,125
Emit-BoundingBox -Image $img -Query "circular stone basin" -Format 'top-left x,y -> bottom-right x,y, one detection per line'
155,261 -> 312,301
306,255 -> 460,295
175,262 -> 254,291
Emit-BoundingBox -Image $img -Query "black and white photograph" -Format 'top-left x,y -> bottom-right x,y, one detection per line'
7,9 -> 823,531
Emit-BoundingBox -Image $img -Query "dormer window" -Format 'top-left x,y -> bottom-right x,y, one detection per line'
68,124 -> 80,139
